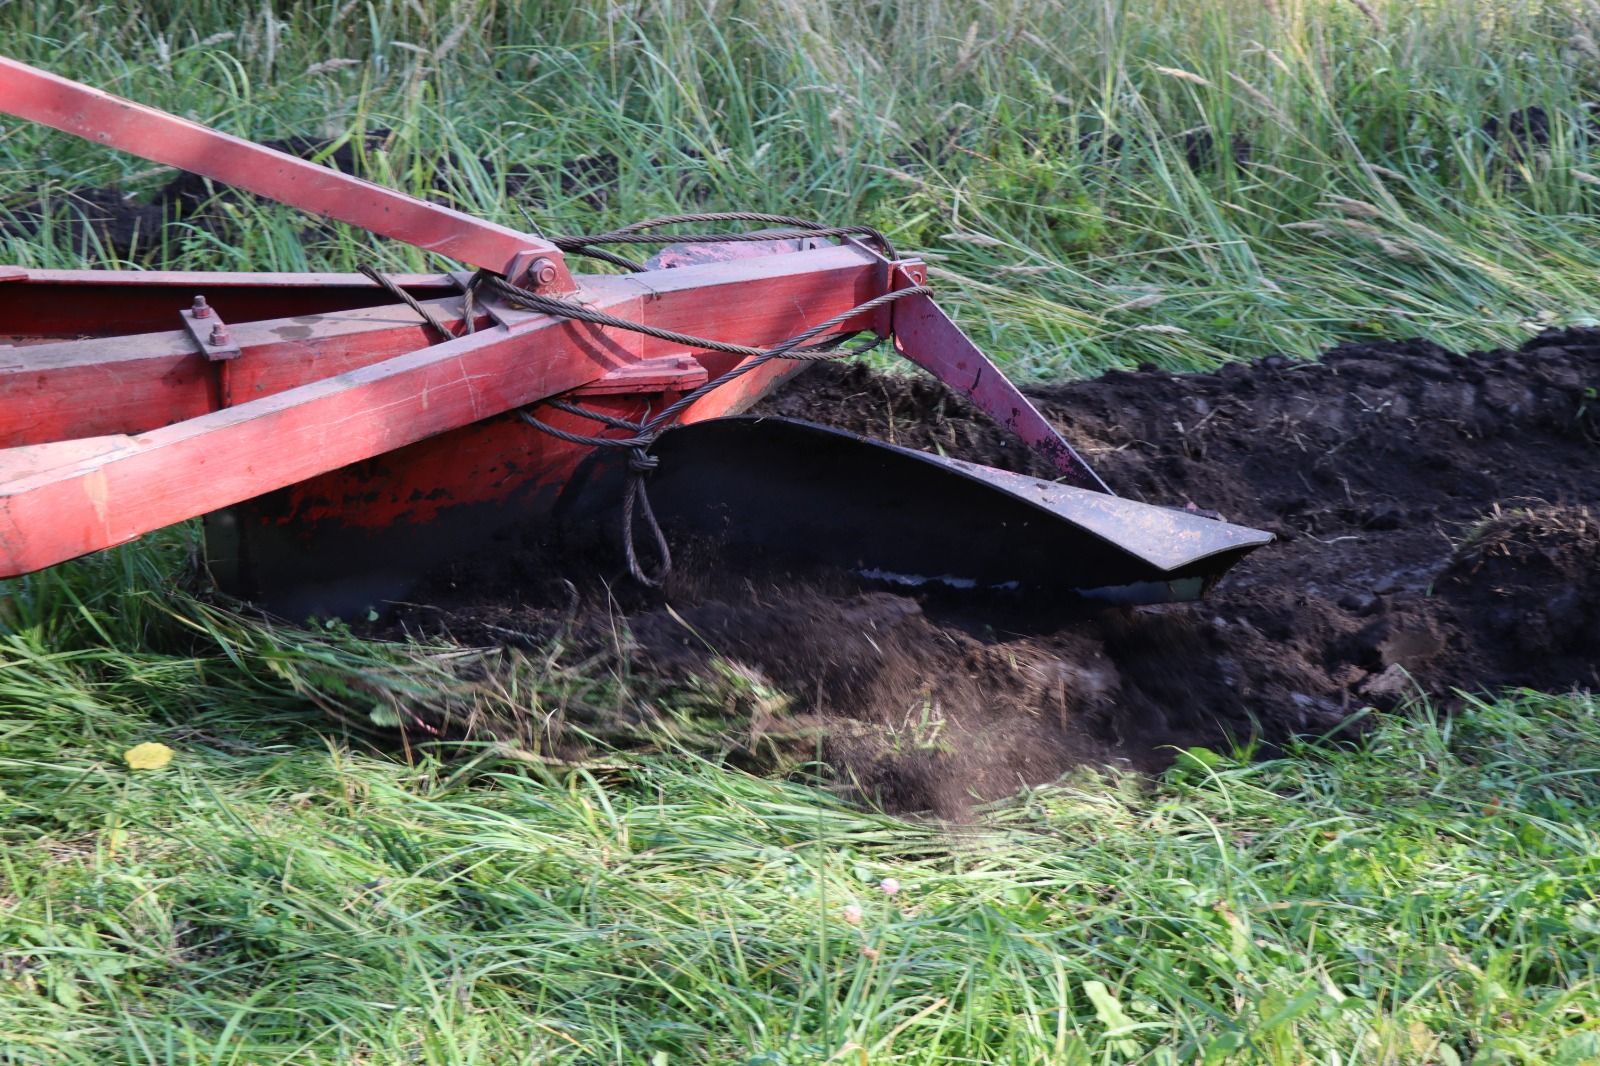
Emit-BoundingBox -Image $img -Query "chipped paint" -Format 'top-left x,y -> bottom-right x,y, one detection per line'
84,468 -> 109,531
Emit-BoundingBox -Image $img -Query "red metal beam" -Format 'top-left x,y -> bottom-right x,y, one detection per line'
0,243 -> 886,573
0,57 -> 573,291
0,244 -> 879,445
0,268 -> 457,338
0,297 -> 475,446
0,322 -> 587,573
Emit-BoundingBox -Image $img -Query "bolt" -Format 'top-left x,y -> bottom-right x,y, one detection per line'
529,257 -> 559,287
191,295 -> 212,318
208,324 -> 230,346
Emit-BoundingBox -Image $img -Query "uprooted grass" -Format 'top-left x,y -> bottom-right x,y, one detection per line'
0,538 -> 633,756
1451,502 -> 1600,570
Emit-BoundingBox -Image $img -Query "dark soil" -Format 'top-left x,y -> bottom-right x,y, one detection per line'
395,328 -> 1600,816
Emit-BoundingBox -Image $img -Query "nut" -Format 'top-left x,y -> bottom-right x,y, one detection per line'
191,295 -> 212,318
530,257 -> 559,287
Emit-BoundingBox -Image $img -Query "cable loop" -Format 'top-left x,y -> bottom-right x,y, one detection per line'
622,451 -> 671,587
548,212 -> 896,266
358,264 -> 454,342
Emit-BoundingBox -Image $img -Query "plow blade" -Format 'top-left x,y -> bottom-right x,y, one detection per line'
643,417 -> 1271,605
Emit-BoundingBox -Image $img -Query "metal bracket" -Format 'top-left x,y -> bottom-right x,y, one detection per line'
572,355 -> 709,396
878,257 -> 927,338
448,270 -> 593,333
835,236 -> 926,339
180,296 -> 242,361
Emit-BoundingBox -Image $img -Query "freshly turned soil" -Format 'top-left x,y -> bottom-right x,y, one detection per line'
28,139 -> 1600,814
395,329 -> 1600,815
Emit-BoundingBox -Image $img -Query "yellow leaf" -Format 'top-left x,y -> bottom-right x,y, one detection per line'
123,742 -> 174,770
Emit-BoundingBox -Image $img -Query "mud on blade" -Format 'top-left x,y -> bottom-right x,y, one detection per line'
642,417 -> 1272,605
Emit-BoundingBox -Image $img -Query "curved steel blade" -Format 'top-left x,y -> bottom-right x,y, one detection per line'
643,416 -> 1271,605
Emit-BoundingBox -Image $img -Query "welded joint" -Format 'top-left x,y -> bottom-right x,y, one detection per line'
876,258 -> 928,337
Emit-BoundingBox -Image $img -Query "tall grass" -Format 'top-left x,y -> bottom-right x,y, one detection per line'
2,0 -> 1599,374
3,1 -> 1600,1061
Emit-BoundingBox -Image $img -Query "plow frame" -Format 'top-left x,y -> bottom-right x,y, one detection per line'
0,56 -> 1098,584
0,55 -> 1272,617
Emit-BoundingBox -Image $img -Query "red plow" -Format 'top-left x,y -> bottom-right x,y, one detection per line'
0,57 -> 1269,618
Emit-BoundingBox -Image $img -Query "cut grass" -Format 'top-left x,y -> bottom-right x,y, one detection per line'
2,0 -> 1600,1061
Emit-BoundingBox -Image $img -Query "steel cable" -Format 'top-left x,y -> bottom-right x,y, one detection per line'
367,213 -> 921,585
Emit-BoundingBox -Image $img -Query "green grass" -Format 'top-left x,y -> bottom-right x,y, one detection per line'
3,0 -> 1600,1061
3,0 -> 1600,375
5,639 -> 1599,1063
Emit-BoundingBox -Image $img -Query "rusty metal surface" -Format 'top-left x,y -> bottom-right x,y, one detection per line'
179,296 -> 242,362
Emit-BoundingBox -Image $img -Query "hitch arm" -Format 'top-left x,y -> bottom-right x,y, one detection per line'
0,57 -> 573,291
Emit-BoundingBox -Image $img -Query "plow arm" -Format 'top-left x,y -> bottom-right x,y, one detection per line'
0,56 -> 574,291
0,55 -> 1269,614
886,265 -> 1109,493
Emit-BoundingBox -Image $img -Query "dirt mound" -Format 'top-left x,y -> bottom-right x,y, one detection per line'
398,329 -> 1600,816
1437,503 -> 1600,682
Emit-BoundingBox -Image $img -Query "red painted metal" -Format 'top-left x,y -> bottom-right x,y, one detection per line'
0,57 -> 1273,614
0,268 -> 457,338
0,290 -> 475,446
887,264 -> 1109,493
0,57 -> 574,292
0,243 -> 888,573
